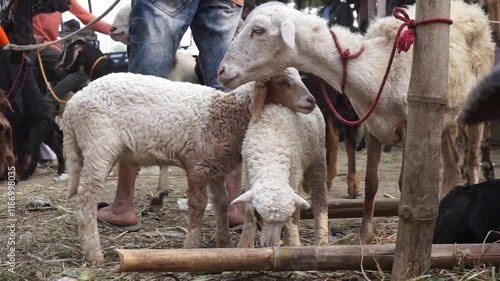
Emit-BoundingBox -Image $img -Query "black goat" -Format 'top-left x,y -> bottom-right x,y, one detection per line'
56,38 -> 128,80
300,72 -> 360,198
433,180 -> 500,244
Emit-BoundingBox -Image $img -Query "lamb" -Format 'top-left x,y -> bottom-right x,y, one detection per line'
217,0 -> 495,244
232,103 -> 329,248
0,92 -> 15,181
62,68 -> 317,265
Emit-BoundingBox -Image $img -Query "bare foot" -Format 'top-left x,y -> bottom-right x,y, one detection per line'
97,204 -> 138,226
228,203 -> 245,228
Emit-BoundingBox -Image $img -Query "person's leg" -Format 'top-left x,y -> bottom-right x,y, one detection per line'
191,0 -> 244,226
98,0 -> 200,227
191,0 -> 242,91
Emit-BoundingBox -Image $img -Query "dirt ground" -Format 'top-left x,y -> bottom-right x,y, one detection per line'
0,144 -> 499,281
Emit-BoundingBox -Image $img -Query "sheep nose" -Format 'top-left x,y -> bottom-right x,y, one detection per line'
110,26 -> 117,32
307,96 -> 316,105
218,65 -> 225,77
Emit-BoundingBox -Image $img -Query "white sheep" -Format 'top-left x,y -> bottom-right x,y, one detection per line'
218,0 -> 495,244
232,103 -> 329,248
62,68 -> 316,266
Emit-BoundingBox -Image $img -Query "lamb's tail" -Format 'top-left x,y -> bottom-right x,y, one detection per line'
62,121 -> 83,199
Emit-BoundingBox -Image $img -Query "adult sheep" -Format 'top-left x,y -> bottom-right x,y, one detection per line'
62,68 -> 316,266
233,103 -> 328,248
218,0 -> 494,244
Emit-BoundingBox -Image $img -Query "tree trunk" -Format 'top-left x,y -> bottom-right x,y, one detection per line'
115,244 -> 500,273
391,0 -> 451,280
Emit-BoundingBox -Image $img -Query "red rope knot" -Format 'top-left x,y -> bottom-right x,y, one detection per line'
392,7 -> 453,54
341,49 -> 351,61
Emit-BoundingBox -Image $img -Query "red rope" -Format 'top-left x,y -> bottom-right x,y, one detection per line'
320,7 -> 453,126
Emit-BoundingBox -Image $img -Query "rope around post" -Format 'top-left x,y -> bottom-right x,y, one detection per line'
1,0 -> 121,51
320,7 -> 453,127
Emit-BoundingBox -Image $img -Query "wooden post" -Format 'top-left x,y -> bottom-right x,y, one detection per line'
114,244 -> 500,273
488,0 -> 500,46
391,0 -> 452,280
377,0 -> 387,17
300,198 -> 399,219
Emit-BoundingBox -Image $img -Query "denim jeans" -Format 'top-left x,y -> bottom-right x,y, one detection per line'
129,0 -> 242,91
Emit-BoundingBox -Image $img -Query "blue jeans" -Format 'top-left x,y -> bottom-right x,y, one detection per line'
129,0 -> 242,91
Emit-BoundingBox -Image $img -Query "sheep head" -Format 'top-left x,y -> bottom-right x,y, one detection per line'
251,67 -> 316,122
109,4 -> 131,44
232,182 -> 310,247
218,4 -> 303,90
56,38 -> 104,76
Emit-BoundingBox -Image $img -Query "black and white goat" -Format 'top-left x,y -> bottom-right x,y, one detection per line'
56,39 -> 128,81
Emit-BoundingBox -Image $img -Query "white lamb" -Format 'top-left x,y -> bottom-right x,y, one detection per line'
62,69 -> 316,266
232,103 -> 329,248
218,0 -> 495,244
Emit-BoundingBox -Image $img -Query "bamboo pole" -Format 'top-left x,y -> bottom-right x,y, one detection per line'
391,0 -> 452,280
114,244 -> 500,273
300,198 -> 399,219
488,0 -> 500,46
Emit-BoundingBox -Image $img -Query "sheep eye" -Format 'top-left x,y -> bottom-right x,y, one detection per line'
252,26 -> 265,36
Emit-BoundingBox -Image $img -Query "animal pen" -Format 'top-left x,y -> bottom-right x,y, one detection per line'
111,1 -> 500,280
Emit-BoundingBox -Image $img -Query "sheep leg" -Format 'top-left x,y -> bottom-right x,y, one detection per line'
208,176 -> 232,248
465,123 -> 483,185
481,121 -> 495,180
441,124 -> 460,197
325,116 -> 339,190
359,131 -> 382,244
282,209 -> 301,246
148,165 -> 170,213
77,153 -> 114,266
184,170 -> 209,248
238,202 -> 257,248
304,161 -> 329,245
345,125 -> 360,198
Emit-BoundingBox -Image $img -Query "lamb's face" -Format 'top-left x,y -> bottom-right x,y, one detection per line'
218,5 -> 301,90
232,184 -> 310,247
267,68 -> 317,114
109,5 -> 131,44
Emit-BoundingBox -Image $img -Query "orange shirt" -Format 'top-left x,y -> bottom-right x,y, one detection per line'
231,0 -> 244,6
33,0 -> 111,51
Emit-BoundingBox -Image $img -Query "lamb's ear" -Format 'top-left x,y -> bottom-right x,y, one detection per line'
231,190 -> 255,205
293,193 -> 310,209
251,80 -> 269,123
280,21 -> 296,49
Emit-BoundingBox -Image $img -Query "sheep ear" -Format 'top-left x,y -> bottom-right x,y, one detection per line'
293,193 -> 310,209
281,21 -> 296,49
0,95 -> 13,113
251,80 -> 268,123
231,190 -> 255,205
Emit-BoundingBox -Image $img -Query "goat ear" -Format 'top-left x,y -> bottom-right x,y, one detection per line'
293,193 -> 310,209
280,21 -> 296,49
251,81 -> 269,123
65,43 -> 84,70
231,190 -> 255,205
